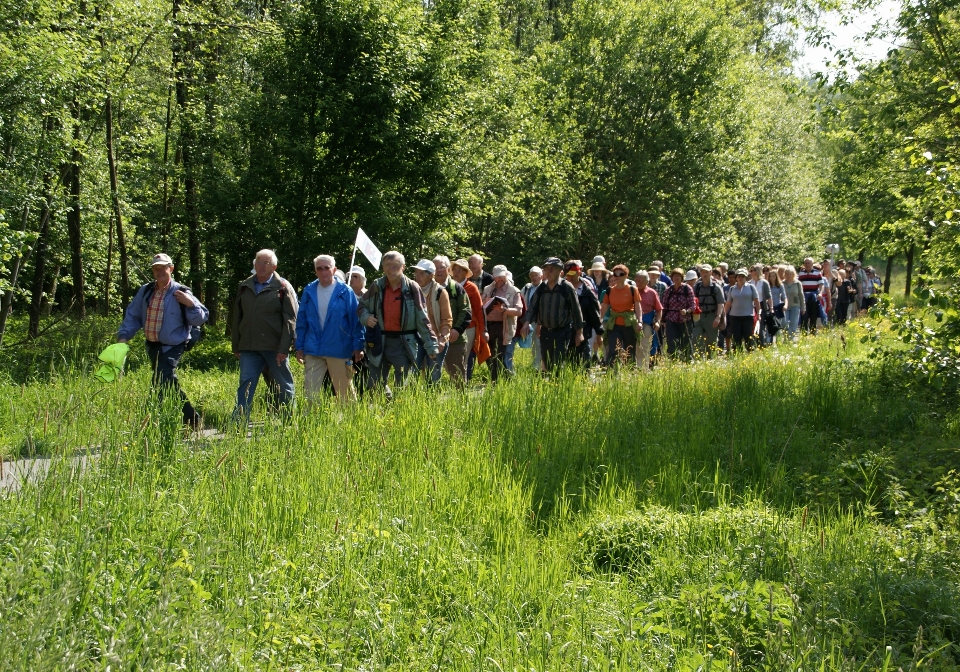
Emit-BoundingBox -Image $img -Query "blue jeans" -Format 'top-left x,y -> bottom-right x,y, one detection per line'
505,337 -> 518,373
785,306 -> 801,337
466,350 -> 476,381
235,350 -> 295,419
416,341 -> 447,384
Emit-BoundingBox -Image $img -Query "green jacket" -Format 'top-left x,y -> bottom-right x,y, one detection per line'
231,274 -> 298,353
359,274 -> 438,366
445,278 -> 472,334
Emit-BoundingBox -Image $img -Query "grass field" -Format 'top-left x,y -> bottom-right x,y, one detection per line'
1,321 -> 959,670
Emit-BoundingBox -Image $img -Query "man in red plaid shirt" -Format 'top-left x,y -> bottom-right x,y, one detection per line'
118,253 -> 209,427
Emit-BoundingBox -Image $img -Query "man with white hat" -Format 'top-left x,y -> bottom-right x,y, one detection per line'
117,253 -> 209,427
348,265 -> 366,297
413,258 -> 452,384
480,264 -> 523,383
691,264 -> 725,357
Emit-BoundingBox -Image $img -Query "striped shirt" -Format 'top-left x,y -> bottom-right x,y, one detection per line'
529,279 -> 584,331
144,282 -> 169,342
798,269 -> 822,294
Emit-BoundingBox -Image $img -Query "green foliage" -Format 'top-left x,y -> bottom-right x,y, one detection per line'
820,0 -> 960,277
861,282 -> 960,394
1,330 -> 959,668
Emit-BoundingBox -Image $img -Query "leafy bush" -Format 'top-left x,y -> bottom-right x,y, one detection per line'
863,283 -> 960,394
578,503 -> 960,668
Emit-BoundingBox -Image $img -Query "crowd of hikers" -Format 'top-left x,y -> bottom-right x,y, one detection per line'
112,250 -> 884,426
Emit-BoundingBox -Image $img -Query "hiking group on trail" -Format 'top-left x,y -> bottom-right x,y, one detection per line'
109,249 -> 883,427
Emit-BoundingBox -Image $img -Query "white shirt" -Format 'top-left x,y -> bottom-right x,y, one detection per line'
316,281 -> 336,330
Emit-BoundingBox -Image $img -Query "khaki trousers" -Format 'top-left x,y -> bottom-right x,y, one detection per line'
304,354 -> 356,401
635,323 -> 655,371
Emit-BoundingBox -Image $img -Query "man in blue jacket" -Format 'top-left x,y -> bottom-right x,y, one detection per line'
295,254 -> 365,401
118,253 -> 209,427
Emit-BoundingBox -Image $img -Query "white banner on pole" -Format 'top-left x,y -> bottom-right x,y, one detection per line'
354,227 -> 382,270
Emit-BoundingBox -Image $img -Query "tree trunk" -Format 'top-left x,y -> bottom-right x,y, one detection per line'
161,82 -> 173,249
172,0 -> 202,300
42,266 -> 59,317
28,175 -> 54,338
0,202 -> 32,346
204,248 -> 219,326
104,214 -> 113,315
63,96 -> 85,318
105,93 -> 130,307
883,254 -> 894,294
904,244 -> 915,297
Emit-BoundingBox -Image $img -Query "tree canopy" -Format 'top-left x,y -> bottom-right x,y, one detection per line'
1,0 -> 955,340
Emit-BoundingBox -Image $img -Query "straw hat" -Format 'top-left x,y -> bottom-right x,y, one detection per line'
451,258 -> 473,278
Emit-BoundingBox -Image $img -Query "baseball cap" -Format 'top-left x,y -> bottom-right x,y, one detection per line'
543,257 -> 563,267
413,259 -> 436,274
529,266 -> 543,275
151,253 -> 173,267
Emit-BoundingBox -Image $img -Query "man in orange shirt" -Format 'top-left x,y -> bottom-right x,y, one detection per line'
358,251 -> 438,392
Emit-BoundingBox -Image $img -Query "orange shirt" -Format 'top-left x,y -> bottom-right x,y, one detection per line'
383,284 -> 403,331
603,284 -> 638,325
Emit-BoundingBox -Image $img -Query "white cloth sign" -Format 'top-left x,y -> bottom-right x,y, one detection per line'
355,228 -> 382,270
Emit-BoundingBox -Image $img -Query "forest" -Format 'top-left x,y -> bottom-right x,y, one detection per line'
2,0 -> 955,342
3,2 -> 960,669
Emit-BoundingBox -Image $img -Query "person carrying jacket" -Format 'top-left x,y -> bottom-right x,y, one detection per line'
358,251 -> 439,391
117,253 -> 209,427
517,266 -> 544,371
231,249 -> 298,419
451,257 -> 489,382
295,254 -> 364,401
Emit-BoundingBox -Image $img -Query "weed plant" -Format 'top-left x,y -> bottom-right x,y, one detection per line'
0,329 -> 958,669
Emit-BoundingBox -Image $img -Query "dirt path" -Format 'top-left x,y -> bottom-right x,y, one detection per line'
1,429 -> 225,493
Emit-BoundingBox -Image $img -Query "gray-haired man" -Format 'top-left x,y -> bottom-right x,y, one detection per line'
231,249 -> 298,419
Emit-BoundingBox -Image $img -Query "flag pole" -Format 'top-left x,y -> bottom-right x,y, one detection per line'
345,231 -> 359,285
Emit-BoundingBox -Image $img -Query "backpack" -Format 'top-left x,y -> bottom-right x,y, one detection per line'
141,281 -> 204,351
693,280 -> 722,313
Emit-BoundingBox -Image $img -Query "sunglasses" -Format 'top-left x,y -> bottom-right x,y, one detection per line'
315,266 -> 332,271
613,272 -> 626,277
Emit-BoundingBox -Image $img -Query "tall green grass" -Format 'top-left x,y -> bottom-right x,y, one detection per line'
1,329 -> 957,669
